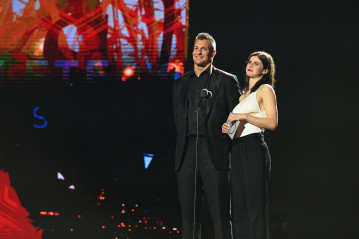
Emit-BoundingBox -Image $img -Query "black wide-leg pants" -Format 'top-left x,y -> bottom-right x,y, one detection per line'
231,133 -> 271,239
177,137 -> 231,239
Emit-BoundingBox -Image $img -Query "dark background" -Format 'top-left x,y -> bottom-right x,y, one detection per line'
1,0 -> 359,238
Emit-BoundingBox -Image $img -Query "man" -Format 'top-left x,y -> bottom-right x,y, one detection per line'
173,32 -> 241,239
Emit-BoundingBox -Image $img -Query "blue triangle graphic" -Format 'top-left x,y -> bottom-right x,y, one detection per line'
144,153 -> 154,169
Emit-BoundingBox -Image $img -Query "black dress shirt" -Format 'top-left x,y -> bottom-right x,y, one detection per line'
187,66 -> 212,137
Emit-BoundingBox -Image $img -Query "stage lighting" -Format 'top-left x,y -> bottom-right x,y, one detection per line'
122,66 -> 135,81
143,153 -> 154,169
57,172 -> 65,180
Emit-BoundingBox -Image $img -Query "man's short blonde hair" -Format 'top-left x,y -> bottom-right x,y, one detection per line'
195,32 -> 216,51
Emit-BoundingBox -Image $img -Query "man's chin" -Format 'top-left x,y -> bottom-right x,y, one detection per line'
194,62 -> 209,67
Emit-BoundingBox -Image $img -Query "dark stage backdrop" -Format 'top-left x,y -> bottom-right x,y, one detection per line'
1,0 -> 359,239
0,82 -> 180,239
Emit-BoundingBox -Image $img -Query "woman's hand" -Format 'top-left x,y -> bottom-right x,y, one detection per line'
227,113 -> 248,125
222,123 -> 230,133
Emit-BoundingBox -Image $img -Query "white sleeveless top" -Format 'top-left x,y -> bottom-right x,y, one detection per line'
232,91 -> 266,137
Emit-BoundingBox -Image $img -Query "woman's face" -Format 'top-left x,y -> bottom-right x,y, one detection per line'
246,55 -> 268,79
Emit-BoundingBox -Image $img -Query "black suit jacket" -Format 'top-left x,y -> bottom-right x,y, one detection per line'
173,66 -> 241,172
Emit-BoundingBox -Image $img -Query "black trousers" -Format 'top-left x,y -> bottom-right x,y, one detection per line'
231,133 -> 271,239
177,137 -> 231,239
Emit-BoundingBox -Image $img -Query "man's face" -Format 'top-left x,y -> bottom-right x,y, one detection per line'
192,39 -> 216,67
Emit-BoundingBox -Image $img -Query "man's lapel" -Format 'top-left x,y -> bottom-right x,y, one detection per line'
206,66 -> 223,117
179,73 -> 191,126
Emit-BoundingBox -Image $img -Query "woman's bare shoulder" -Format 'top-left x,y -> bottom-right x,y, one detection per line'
257,84 -> 276,97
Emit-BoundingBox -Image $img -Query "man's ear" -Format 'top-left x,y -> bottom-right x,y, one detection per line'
211,50 -> 217,59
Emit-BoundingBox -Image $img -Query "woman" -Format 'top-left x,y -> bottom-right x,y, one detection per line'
222,51 -> 278,239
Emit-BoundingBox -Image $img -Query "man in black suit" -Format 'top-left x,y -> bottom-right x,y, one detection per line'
173,32 -> 241,239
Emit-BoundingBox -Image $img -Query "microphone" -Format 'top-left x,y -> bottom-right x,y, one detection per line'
193,88 -> 212,237
200,89 -> 212,99
196,89 -> 212,109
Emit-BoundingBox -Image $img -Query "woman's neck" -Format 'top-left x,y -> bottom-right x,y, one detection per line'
248,77 -> 261,91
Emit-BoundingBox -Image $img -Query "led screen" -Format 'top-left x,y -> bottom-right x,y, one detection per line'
0,0 -> 188,84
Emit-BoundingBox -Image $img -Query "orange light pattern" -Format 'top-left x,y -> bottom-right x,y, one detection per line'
39,211 -> 60,216
0,0 -> 188,83
121,65 -> 135,81
97,188 -> 106,205
0,170 -> 181,237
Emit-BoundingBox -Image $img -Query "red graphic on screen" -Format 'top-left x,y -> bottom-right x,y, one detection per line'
0,170 -> 43,239
0,0 -> 188,82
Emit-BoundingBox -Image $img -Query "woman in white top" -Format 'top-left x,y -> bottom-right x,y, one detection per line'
222,51 -> 278,239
